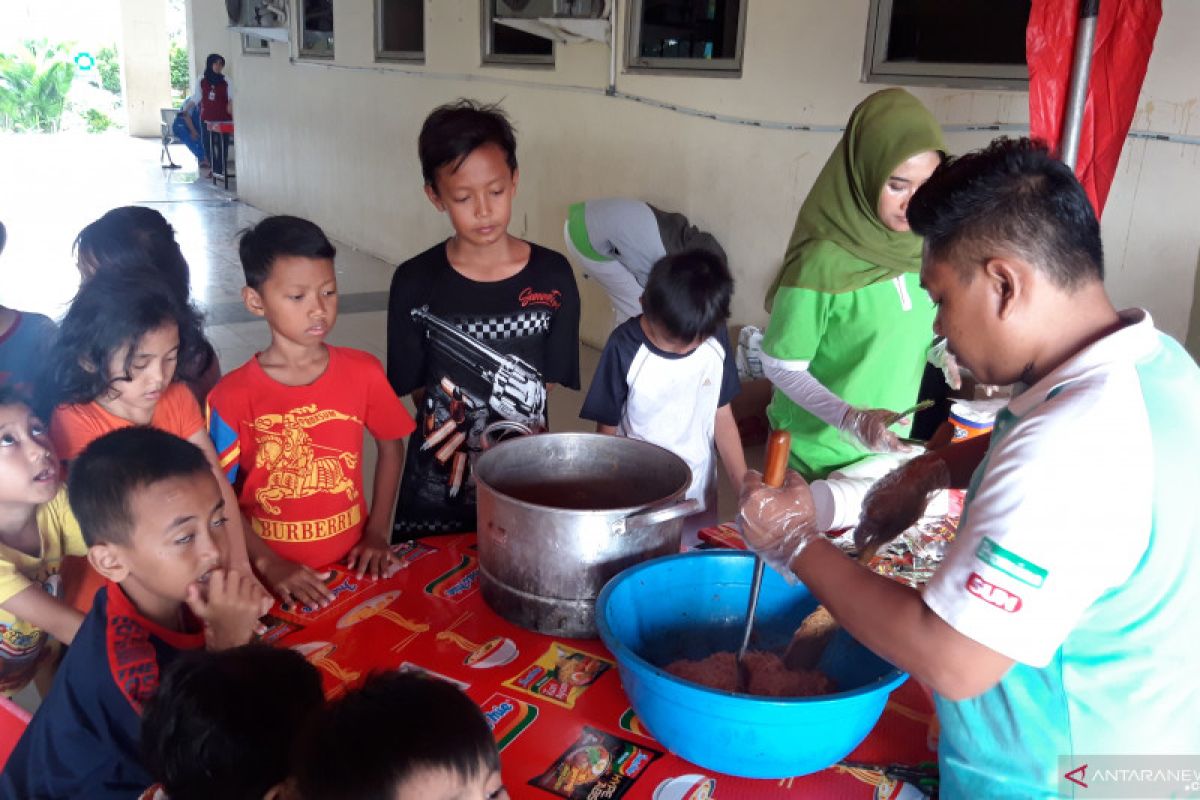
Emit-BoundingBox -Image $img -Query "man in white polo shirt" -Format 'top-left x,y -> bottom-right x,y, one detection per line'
739,137 -> 1200,798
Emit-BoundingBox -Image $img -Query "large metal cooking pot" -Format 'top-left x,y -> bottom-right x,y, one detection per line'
474,432 -> 700,638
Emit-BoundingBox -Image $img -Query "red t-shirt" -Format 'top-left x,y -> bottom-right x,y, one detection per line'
50,383 -> 205,462
207,346 -> 415,568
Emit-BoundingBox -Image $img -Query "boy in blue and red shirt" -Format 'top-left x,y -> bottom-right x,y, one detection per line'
0,427 -> 269,799
208,216 -> 415,611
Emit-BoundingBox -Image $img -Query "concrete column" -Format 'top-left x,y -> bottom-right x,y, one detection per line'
186,0 -> 235,89
119,0 -> 172,136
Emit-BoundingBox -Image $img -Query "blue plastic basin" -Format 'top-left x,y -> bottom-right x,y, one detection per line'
596,551 -> 907,779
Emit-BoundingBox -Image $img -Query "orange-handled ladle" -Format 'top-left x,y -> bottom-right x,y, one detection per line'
736,430 -> 791,691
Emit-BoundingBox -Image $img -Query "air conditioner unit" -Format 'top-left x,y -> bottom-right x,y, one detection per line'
494,0 -> 606,19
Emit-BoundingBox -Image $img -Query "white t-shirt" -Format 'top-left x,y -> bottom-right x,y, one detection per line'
579,317 -> 740,510
922,309 -> 1200,797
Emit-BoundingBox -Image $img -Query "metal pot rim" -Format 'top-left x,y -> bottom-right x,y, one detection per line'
473,432 -> 691,515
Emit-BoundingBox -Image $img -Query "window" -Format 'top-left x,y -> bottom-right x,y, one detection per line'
242,34 -> 270,55
863,0 -> 1031,89
376,0 -> 424,62
298,0 -> 334,58
482,1 -> 554,66
626,0 -> 747,75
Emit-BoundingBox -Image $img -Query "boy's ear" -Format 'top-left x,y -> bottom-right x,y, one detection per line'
511,166 -> 520,194
242,286 -> 267,318
982,256 -> 1022,321
424,182 -> 446,213
87,543 -> 130,583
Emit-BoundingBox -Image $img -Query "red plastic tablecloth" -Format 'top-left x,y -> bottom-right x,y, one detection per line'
268,534 -> 936,799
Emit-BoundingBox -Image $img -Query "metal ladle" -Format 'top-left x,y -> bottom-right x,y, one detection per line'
736,430 -> 792,692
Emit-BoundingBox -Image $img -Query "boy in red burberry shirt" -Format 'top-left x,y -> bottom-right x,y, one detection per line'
208,216 -> 415,611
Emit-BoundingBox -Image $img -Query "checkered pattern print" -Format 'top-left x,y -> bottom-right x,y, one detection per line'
454,311 -> 552,341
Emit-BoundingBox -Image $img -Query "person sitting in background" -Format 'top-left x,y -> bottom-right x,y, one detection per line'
293,671 -> 507,800
580,249 -> 745,544
170,103 -> 207,171
0,221 -> 56,396
139,644 -> 324,800
0,428 -> 269,800
564,197 -> 727,328
0,386 -> 86,698
74,206 -> 221,402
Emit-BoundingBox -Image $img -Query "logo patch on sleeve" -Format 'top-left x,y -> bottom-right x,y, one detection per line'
966,572 -> 1023,613
975,537 -> 1048,588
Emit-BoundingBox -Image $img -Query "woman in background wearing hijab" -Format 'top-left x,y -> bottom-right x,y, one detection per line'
760,88 -> 946,480
179,53 -> 233,176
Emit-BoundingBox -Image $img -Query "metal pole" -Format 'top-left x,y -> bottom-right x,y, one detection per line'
1060,0 -> 1100,170
607,0 -> 618,95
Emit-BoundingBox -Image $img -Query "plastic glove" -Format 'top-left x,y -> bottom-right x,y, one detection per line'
927,339 -> 962,391
839,407 -> 911,453
853,454 -> 951,561
737,468 -> 818,581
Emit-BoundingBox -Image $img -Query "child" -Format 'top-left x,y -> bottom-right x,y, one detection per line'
387,99 -> 581,536
580,249 -> 746,542
139,644 -> 324,800
0,221 -> 57,396
41,268 -> 255,608
293,671 -> 506,800
74,206 -> 221,402
0,427 -> 269,799
0,386 -> 86,696
207,216 -> 415,610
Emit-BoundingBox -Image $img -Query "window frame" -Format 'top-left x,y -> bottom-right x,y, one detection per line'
624,0 -> 748,77
862,0 -> 1029,90
241,33 -> 271,56
375,0 -> 425,63
480,0 -> 556,68
296,0 -> 335,60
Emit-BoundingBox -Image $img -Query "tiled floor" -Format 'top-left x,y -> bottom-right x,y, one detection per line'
0,133 -> 752,510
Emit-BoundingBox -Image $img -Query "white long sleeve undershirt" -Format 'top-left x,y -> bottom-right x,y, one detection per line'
761,352 -> 851,429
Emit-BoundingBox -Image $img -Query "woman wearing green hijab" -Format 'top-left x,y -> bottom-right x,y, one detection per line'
760,88 -> 946,479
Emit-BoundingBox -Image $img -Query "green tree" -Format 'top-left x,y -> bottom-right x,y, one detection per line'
0,40 -> 76,133
96,46 -> 121,95
169,43 -> 189,94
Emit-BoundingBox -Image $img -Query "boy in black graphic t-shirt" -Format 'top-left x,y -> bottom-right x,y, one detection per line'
387,100 -> 581,536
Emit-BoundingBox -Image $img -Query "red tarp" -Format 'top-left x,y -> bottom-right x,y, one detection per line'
1026,0 -> 1163,216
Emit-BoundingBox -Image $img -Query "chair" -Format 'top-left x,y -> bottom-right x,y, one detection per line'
0,697 -> 31,770
160,108 -> 182,170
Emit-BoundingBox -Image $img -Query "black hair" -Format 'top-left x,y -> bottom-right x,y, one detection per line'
67,427 -> 211,546
73,207 -> 216,381
142,644 -> 324,800
418,99 -> 518,189
907,137 -> 1104,288
37,267 -> 207,413
74,206 -> 191,304
0,384 -> 32,412
203,53 -> 226,85
293,672 -> 500,800
641,248 -> 734,342
238,215 -> 336,290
